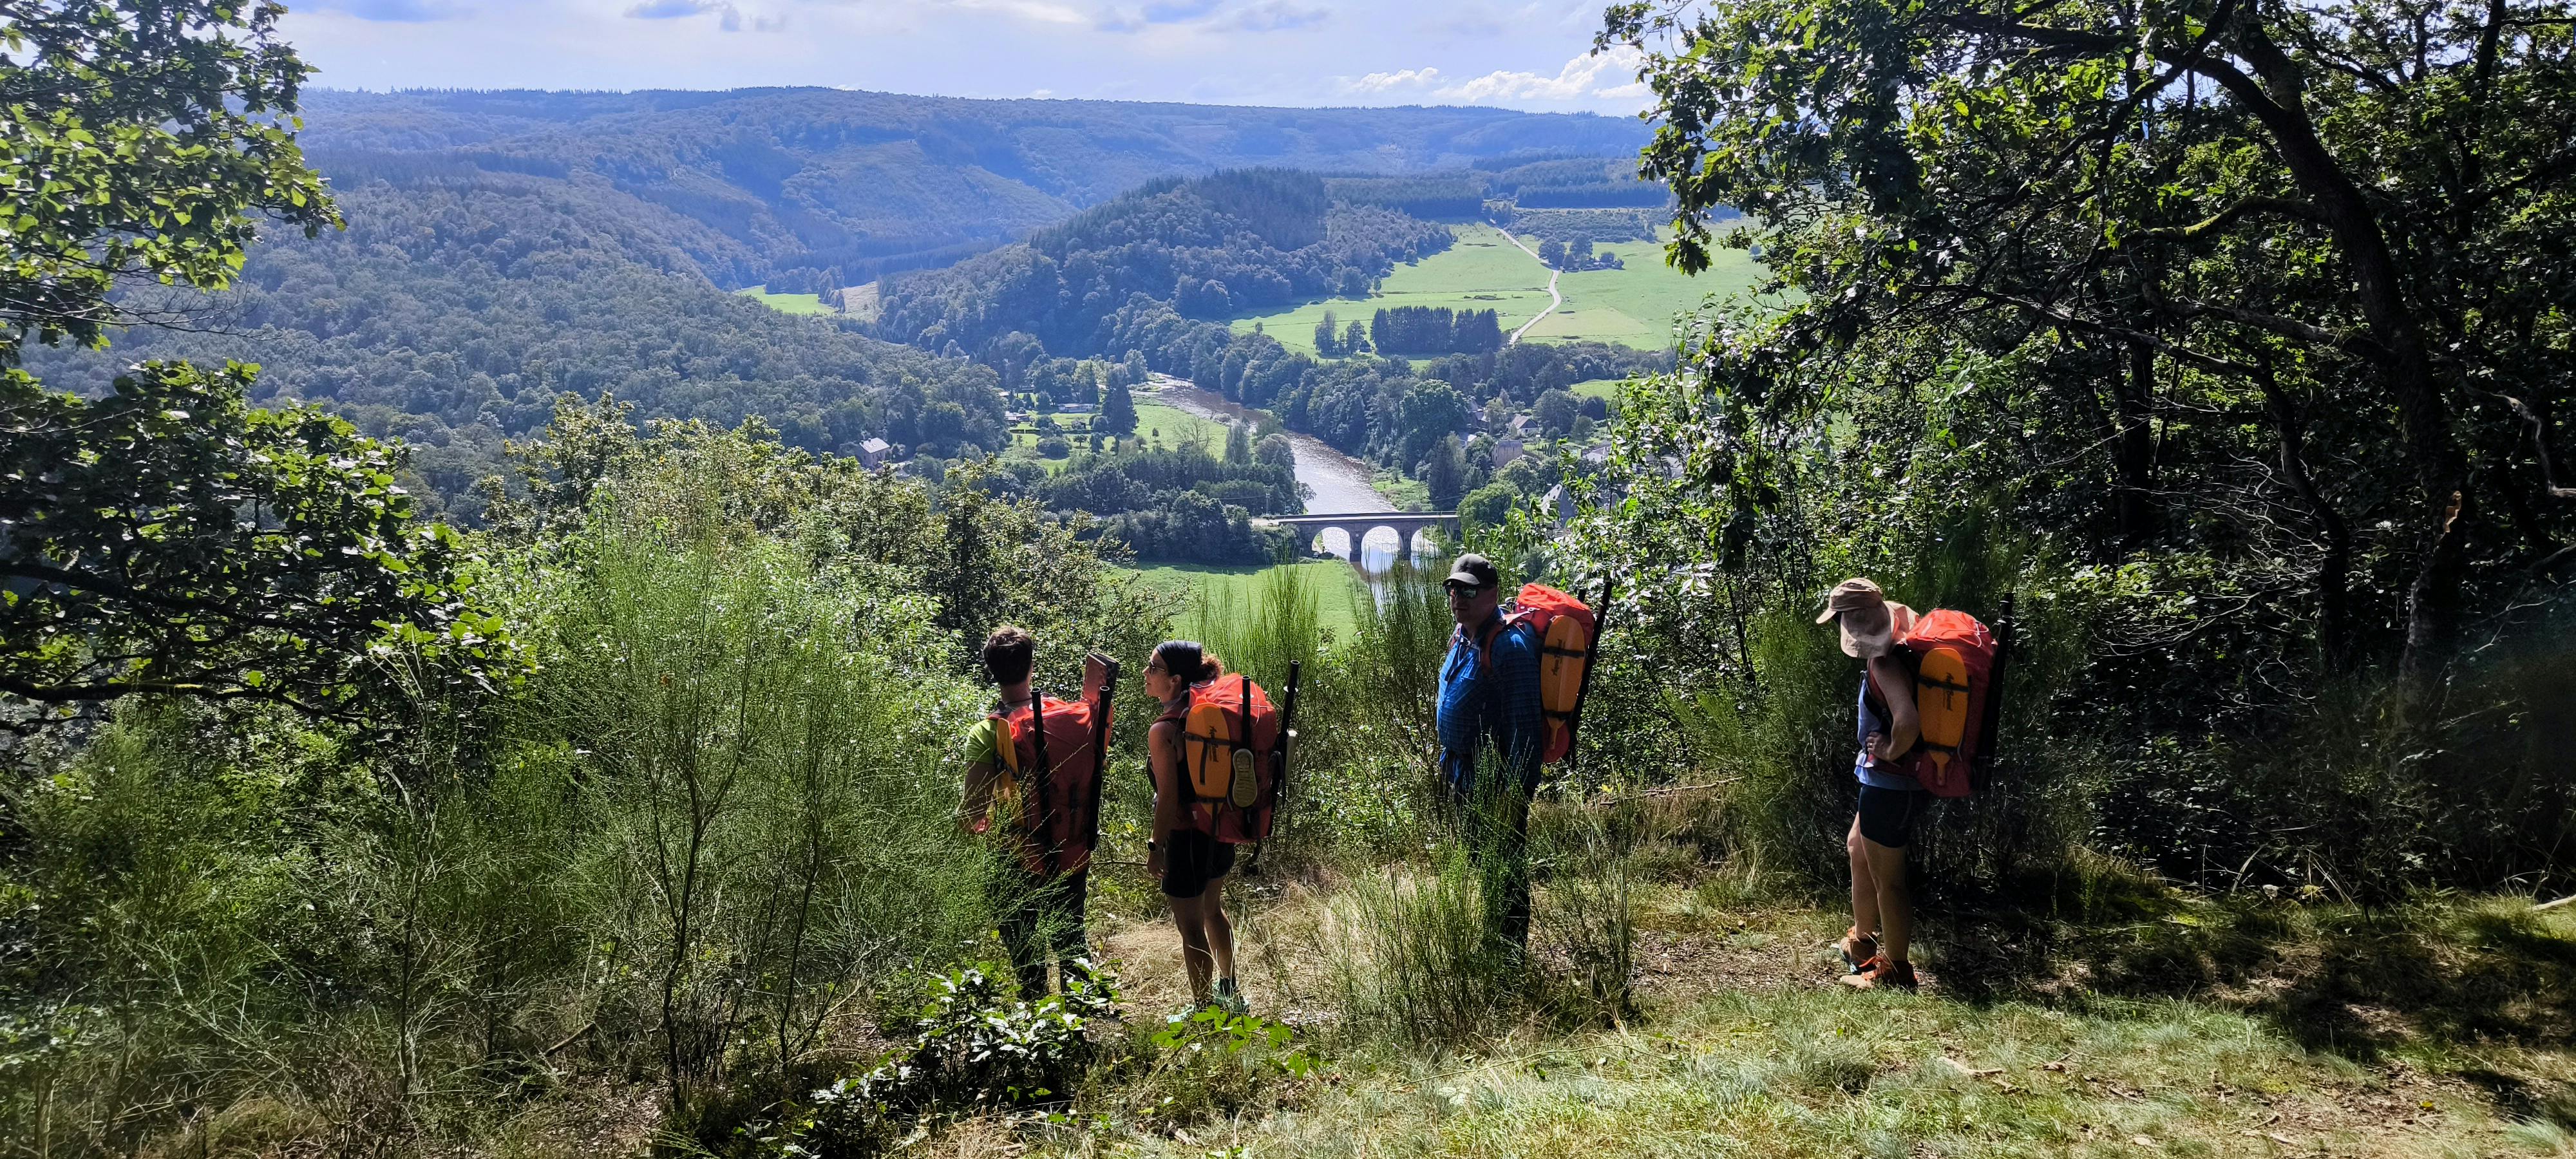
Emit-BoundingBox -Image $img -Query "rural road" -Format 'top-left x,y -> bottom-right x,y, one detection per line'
1495,225 -> 1562,345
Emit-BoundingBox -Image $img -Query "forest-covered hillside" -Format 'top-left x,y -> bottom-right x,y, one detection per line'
17,178 -> 1005,522
291,88 -> 1651,289
875,169 -> 1456,354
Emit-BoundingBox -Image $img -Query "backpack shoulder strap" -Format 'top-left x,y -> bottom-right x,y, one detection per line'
1475,612 -> 1536,672
985,711 -> 1020,773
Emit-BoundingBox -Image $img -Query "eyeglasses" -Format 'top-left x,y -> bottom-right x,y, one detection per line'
1443,583 -> 1484,597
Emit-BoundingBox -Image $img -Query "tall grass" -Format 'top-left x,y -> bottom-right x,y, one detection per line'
1320,847 -> 1528,1050
1182,557 -> 1324,695
1347,559 -> 1454,759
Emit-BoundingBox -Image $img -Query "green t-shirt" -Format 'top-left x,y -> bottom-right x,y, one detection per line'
963,715 -> 1007,770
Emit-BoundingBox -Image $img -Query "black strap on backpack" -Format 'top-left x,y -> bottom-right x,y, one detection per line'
1562,576 -> 1614,772
1029,689 -> 1057,876
1975,594 -> 2014,789
1085,659 -> 1119,863
1247,661 -> 1301,878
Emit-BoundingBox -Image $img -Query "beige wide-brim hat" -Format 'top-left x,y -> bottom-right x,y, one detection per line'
1815,578 -> 1915,658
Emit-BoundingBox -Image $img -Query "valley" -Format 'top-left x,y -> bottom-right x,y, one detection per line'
14,5 -> 2572,1156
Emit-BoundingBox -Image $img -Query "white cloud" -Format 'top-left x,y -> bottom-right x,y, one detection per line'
1224,1 -> 1327,31
941,0 -> 1093,25
1346,66 -> 1440,92
1434,46 -> 1645,104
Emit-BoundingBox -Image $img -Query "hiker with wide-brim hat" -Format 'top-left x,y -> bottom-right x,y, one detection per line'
1818,578 -> 1925,991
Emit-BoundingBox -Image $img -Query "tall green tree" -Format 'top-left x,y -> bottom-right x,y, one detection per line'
1423,433 -> 1468,510
1099,370 -> 1139,435
0,1 -> 506,726
1,0 -> 337,364
1,363 -> 511,722
1602,0 -> 2576,718
1399,379 -> 1473,466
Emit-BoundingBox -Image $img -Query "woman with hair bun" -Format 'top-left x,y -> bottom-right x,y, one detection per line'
1144,639 -> 1244,1013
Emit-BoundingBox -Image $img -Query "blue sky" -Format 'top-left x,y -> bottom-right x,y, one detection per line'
284,0 -> 1652,113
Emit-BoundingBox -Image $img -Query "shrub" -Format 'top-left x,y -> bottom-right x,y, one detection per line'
759,963 -> 1121,1155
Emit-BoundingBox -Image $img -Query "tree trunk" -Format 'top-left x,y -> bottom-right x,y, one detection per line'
2206,27 -> 2467,722
2260,364 -> 2354,669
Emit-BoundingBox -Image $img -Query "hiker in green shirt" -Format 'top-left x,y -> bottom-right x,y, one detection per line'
959,625 -> 1108,999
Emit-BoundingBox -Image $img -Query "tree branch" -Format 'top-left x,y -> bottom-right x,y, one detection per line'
2134,196 -> 2325,243
1911,283 -> 2257,376
2471,388 -> 2576,501
2143,287 -> 2360,350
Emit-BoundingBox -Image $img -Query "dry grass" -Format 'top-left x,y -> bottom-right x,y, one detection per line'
898,856 -> 2576,1158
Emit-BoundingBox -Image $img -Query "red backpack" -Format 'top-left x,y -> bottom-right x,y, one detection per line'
1159,674 -> 1282,845
988,692 -> 1110,876
1864,609 -> 1998,798
1473,582 -> 1605,764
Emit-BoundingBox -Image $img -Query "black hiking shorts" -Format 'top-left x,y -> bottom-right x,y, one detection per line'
1160,829 -> 1237,899
1855,783 -> 1928,849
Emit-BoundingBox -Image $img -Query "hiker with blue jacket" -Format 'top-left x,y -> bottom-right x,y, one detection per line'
1435,553 -> 1547,948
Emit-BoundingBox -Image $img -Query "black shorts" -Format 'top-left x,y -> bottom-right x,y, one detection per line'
1855,783 -> 1927,849
1160,829 -> 1237,899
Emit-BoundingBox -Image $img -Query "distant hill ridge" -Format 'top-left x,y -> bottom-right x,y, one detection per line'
295,88 -> 1652,290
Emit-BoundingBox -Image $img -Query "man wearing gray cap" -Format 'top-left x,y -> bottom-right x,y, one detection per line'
1818,578 -> 1923,990
1435,553 -> 1546,948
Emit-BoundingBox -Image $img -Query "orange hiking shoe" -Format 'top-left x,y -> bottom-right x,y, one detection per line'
1837,956 -> 1917,991
1837,928 -> 1877,974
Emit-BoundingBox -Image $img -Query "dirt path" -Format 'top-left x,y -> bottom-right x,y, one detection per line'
1494,225 -> 1562,345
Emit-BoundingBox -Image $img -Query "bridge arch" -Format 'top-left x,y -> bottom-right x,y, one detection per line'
1264,511 -> 1459,563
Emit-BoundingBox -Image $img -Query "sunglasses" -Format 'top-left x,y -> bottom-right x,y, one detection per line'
1443,581 -> 1486,596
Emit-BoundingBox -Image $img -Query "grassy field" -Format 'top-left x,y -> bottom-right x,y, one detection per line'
1524,234 -> 1772,348
735,285 -> 838,316
1127,561 -> 1370,639
1571,377 -> 1629,402
1130,399 -> 1235,454
1230,225 -> 1778,355
1229,225 -> 1557,357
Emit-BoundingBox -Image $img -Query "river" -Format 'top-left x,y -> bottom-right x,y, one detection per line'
1148,380 -> 1435,572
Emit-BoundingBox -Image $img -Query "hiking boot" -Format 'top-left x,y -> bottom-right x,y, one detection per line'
1837,927 -> 1878,974
1838,956 -> 1917,991
1213,977 -> 1249,1016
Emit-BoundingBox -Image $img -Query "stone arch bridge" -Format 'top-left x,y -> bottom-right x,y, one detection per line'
1260,511 -> 1458,558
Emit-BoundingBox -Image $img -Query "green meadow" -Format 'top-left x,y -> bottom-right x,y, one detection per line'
734,285 -> 838,315
1229,224 -> 1557,356
1231,224 -> 1778,355
1526,233 -> 1772,347
1128,399 -> 1235,453
1127,561 -> 1370,639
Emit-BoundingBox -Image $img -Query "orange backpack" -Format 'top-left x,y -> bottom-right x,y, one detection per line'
989,692 -> 1110,876
1473,581 -> 1607,764
1160,674 -> 1283,845
1864,608 -> 1998,798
